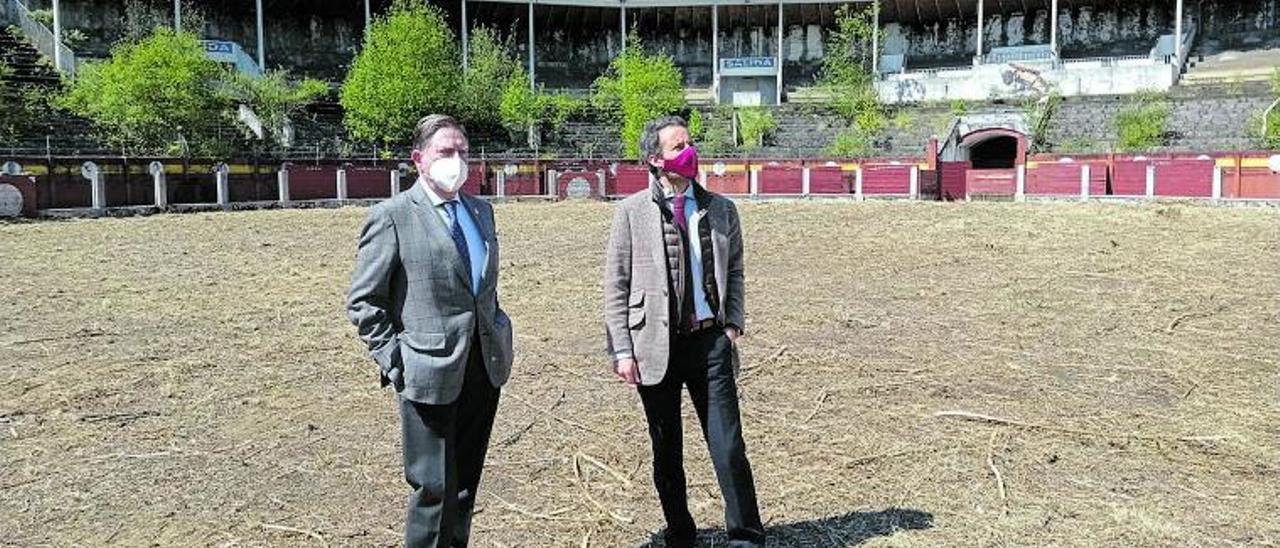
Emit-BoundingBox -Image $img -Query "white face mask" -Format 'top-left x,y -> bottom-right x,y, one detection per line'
428,155 -> 467,193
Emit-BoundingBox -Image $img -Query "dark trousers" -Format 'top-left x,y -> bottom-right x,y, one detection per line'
397,341 -> 500,548
638,327 -> 765,548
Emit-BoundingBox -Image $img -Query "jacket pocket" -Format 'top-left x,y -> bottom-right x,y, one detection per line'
627,289 -> 646,329
401,332 -> 447,353
493,309 -> 515,372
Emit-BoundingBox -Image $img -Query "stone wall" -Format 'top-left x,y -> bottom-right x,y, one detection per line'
1043,81 -> 1275,153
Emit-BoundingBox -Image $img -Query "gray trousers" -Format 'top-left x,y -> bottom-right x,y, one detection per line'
398,342 -> 500,548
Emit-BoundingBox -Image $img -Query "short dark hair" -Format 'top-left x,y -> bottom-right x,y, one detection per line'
412,114 -> 468,151
639,115 -> 688,169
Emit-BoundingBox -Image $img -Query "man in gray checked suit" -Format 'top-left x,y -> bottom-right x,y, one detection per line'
347,114 -> 513,548
603,116 -> 764,547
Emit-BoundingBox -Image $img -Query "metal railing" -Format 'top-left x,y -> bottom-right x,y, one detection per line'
5,0 -> 78,76
984,47 -> 1055,65
1059,55 -> 1154,68
895,65 -> 973,79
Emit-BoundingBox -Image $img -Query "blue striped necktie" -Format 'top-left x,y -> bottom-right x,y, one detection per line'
444,201 -> 472,289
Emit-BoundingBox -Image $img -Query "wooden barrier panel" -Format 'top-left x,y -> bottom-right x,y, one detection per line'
1112,159 -> 1150,196
465,163 -> 486,196
288,166 -> 339,201
807,165 -> 851,194
345,167 -> 391,199
863,164 -> 913,195
46,172 -> 94,208
702,160 -> 749,195
227,165 -> 278,203
1154,158 -> 1214,198
1026,160 -> 1106,196
498,162 -> 543,196
99,163 -> 156,207
1237,158 -> 1280,199
965,169 -> 1017,197
614,165 -> 650,196
758,164 -> 804,194
939,162 -> 970,200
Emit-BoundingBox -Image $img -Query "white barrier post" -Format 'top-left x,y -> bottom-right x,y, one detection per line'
1211,166 -> 1223,202
1080,164 -> 1091,202
392,162 -> 411,196
215,163 -> 230,209
278,166 -> 291,202
82,161 -> 104,212
801,166 -> 811,197
547,168 -> 558,198
909,166 -> 920,200
749,168 -> 759,197
854,167 -> 864,201
336,166 -> 349,201
149,161 -> 167,208
1015,164 -> 1026,202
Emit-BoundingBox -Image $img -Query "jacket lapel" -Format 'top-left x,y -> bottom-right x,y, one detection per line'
642,183 -> 668,269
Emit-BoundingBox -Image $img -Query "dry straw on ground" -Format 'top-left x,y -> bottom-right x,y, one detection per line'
2,200 -> 1277,547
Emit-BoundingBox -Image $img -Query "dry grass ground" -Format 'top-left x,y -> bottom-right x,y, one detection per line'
1,200 -> 1278,547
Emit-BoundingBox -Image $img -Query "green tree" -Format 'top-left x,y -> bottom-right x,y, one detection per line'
222,70 -> 329,150
0,61 -> 19,143
459,26 -> 521,130
735,107 -> 776,151
57,28 -> 227,155
341,0 -> 459,147
1263,70 -> 1280,150
818,2 -> 885,157
590,33 -> 686,158
1114,91 -> 1171,152
499,72 -> 584,149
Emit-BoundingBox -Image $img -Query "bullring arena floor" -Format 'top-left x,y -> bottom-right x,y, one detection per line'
1,200 -> 1277,546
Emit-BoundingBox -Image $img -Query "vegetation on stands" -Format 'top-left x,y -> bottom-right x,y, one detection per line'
735,107 -> 776,151
56,26 -> 326,156
1021,91 -> 1062,154
691,105 -> 736,156
459,26 -> 520,132
1113,90 -> 1171,152
485,24 -> 585,150
58,28 -> 228,155
1262,70 -> 1280,149
222,70 -> 329,151
817,2 -> 886,157
590,32 -> 687,159
499,72 -> 584,149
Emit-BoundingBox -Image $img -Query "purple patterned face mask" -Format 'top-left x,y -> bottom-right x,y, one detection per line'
662,146 -> 699,181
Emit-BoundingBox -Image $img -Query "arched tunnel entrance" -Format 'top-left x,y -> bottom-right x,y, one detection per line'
939,128 -> 1028,200
969,135 -> 1019,169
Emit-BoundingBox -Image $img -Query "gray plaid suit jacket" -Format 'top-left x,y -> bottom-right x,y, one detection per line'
346,185 -> 513,404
